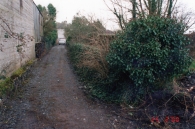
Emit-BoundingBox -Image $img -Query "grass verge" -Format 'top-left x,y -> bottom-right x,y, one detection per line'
0,59 -> 35,97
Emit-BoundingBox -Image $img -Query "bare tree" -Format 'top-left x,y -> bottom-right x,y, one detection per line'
103,0 -> 131,30
104,0 -> 195,31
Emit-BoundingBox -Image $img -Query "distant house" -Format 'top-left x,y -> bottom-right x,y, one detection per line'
0,0 -> 43,76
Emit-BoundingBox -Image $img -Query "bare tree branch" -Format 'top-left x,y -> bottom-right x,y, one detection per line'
0,13 -> 34,54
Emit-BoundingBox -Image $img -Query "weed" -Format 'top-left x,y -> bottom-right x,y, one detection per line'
11,67 -> 25,79
0,77 -> 13,97
0,59 -> 34,97
25,59 -> 34,67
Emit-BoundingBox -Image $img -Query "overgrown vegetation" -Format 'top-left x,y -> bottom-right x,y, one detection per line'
65,14 -> 117,101
65,14 -> 106,44
37,4 -> 57,48
66,15 -> 192,103
56,21 -> 67,29
0,77 -> 12,97
0,60 -> 34,97
66,1 -> 195,128
107,16 -> 192,104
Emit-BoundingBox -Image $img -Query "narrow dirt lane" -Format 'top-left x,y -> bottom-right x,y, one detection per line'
4,45 -> 133,129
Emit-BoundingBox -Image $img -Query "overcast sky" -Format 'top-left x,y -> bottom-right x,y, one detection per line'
33,0 -> 195,31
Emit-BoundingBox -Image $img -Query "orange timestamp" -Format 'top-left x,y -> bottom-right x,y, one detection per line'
151,116 -> 180,123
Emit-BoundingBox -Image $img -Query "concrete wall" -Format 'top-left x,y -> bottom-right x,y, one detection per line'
0,0 -> 36,76
33,2 -> 43,43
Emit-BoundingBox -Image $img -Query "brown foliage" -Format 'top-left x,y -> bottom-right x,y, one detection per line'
80,34 -> 115,78
66,14 -> 115,78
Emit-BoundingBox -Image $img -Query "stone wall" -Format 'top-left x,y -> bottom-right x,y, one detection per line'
0,0 -> 37,76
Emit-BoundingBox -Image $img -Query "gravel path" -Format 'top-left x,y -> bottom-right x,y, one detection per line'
0,45 -> 133,129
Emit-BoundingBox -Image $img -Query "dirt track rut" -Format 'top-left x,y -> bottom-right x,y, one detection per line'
0,45 -> 133,129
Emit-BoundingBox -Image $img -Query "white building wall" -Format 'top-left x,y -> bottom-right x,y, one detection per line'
0,0 -> 35,76
57,29 -> 65,39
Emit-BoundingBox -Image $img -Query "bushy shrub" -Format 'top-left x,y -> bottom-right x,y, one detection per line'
64,15 -> 106,44
38,4 -> 57,49
67,43 -> 84,65
65,36 -> 72,46
67,43 -> 98,83
44,29 -> 57,49
107,16 -> 192,103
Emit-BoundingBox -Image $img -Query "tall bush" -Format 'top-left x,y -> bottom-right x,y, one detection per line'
64,15 -> 106,44
107,16 -> 192,103
38,4 -> 57,48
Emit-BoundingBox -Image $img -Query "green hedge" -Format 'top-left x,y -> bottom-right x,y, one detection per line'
67,17 -> 192,105
107,16 -> 192,104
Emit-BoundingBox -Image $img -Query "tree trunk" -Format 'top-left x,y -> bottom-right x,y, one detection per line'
167,0 -> 173,17
132,0 -> 136,19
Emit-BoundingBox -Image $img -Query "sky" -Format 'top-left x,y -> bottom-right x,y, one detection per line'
33,0 -> 195,31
